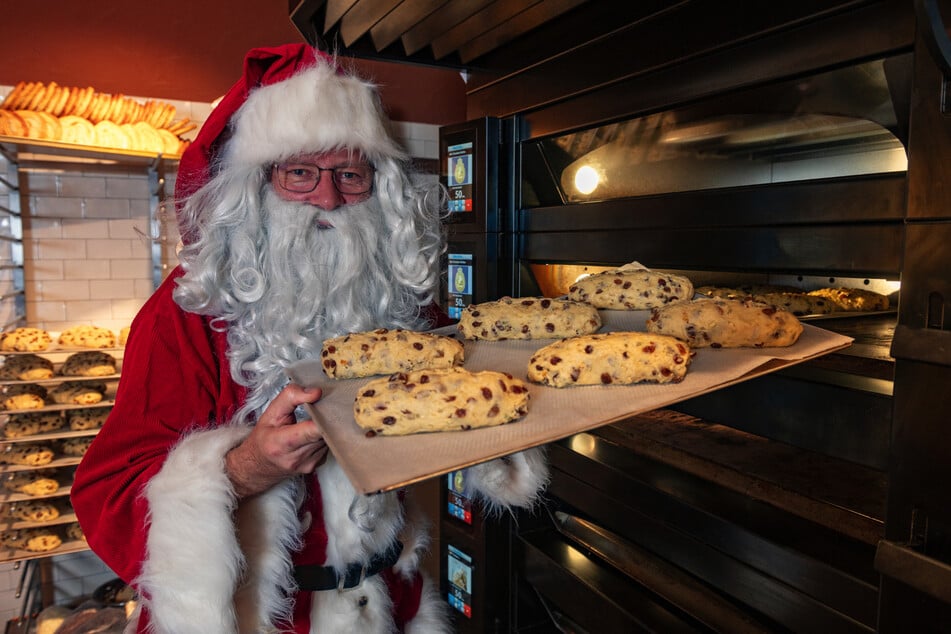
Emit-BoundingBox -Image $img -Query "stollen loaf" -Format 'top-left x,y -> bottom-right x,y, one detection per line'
457,296 -> 601,340
353,367 -> 530,436
646,298 -> 803,348
567,269 -> 693,310
321,329 -> 464,379
527,332 -> 692,387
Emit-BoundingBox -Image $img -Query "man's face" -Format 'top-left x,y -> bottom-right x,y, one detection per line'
270,149 -> 374,211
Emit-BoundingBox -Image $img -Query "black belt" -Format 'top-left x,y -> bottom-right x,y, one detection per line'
294,541 -> 403,591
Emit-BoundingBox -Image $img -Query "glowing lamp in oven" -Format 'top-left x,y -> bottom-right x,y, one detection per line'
574,165 -> 600,195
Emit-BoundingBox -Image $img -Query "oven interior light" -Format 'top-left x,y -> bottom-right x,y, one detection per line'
574,165 -> 599,194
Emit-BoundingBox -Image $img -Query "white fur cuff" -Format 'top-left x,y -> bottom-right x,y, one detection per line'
139,424 -> 251,633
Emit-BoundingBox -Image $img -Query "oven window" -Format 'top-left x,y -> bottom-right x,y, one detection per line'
522,56 -> 910,207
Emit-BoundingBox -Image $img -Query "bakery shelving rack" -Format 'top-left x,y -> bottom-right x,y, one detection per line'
0,137 -> 178,615
0,345 -> 123,565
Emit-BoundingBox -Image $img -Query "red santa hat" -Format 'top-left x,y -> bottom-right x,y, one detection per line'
175,42 -> 406,206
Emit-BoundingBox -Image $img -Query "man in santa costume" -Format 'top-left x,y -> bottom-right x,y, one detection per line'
72,43 -> 548,634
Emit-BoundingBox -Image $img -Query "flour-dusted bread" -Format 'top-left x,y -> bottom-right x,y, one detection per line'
59,351 -> 117,377
0,354 -> 55,381
353,367 -> 531,436
1,327 -> 52,352
457,296 -> 602,341
58,325 -> 115,349
2,384 -> 47,410
808,287 -> 890,311
321,328 -> 464,379
3,411 -> 66,438
567,269 -> 694,310
527,332 -> 692,387
48,381 -> 106,405
646,298 -> 803,348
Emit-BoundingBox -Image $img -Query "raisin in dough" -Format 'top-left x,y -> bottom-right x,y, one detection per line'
58,325 -> 115,349
59,351 -> 117,377
808,287 -> 890,311
353,367 -> 531,436
3,411 -> 66,438
48,381 -> 106,405
567,270 -> 694,310
457,297 -> 601,341
2,384 -> 47,410
527,332 -> 692,387
321,329 -> 464,379
646,298 -> 803,348
0,354 -> 54,380
0,328 -> 52,352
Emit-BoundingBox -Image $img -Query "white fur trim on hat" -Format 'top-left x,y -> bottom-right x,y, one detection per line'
225,60 -> 406,170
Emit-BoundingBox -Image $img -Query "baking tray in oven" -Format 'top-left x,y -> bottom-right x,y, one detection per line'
287,310 -> 852,495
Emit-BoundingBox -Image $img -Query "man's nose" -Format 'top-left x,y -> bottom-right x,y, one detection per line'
300,174 -> 345,210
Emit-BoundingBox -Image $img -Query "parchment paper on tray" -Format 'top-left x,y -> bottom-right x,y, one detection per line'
286,310 -> 852,495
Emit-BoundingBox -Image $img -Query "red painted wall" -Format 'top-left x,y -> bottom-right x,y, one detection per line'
0,1 -> 466,125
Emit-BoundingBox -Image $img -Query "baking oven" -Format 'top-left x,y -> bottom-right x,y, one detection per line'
292,0 -> 951,630
433,1 -> 951,632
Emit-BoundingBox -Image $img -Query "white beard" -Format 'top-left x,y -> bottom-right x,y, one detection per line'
228,190 -> 424,420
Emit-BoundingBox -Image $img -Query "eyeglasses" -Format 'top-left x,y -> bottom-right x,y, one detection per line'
272,161 -> 375,195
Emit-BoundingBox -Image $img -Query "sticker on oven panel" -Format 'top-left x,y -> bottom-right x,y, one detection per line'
446,470 -> 473,524
446,544 -> 473,618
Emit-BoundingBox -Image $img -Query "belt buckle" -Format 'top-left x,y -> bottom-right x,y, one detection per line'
338,564 -> 367,592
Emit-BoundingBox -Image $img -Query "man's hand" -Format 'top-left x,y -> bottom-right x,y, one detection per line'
225,384 -> 328,498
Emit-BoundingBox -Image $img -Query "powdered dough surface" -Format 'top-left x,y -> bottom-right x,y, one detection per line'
568,270 -> 694,310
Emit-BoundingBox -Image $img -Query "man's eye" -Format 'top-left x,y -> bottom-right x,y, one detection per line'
288,167 -> 316,178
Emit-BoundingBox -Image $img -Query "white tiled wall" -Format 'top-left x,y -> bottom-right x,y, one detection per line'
0,82 -> 440,625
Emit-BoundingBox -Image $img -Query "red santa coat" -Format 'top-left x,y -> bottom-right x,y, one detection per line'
72,267 -> 450,633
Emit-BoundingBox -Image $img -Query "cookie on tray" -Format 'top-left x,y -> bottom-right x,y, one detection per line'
3,411 -> 66,438
67,406 -> 111,431
2,384 -> 48,410
60,436 -> 95,458
59,351 -> 117,377
0,527 -> 62,552
7,499 -> 61,522
2,470 -> 60,496
0,354 -> 55,381
48,381 -> 107,405
58,325 -> 116,349
0,327 -> 52,352
0,443 -> 55,467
